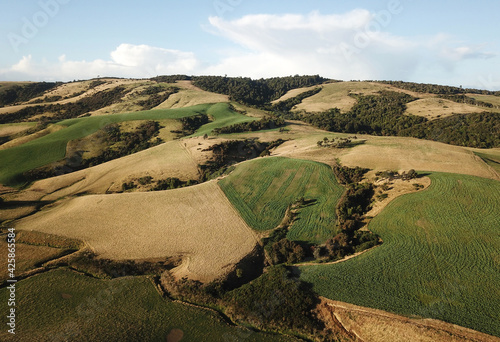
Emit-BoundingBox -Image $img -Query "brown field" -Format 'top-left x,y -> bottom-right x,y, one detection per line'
0,240 -> 63,282
0,230 -> 80,282
0,124 -> 34,137
0,124 -> 65,150
405,97 -> 485,120
0,206 -> 38,223
266,125 -> 499,180
271,85 -> 320,104
293,82 -> 389,113
14,181 -> 259,282
318,298 -> 500,342
28,139 -> 201,201
336,137 -> 500,180
153,81 -> 229,109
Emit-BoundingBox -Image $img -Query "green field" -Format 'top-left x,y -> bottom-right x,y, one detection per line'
190,102 -> 256,137
0,269 -> 289,342
299,173 -> 500,337
219,157 -> 344,243
0,103 -> 251,186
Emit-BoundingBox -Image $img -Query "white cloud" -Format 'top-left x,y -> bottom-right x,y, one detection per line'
206,11 -> 497,85
0,44 -> 199,81
440,45 -> 495,62
1,10 -> 498,89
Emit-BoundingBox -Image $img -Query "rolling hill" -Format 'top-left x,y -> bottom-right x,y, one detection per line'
1,76 -> 500,341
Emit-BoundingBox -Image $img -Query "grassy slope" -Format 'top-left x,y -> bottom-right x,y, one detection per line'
467,94 -> 500,109
299,173 -> 500,337
219,157 -> 343,244
191,102 -> 256,137
0,269 -> 288,342
293,81 -> 388,113
0,103 -> 251,186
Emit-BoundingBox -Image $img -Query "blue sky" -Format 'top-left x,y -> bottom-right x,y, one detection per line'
1,0 -> 499,89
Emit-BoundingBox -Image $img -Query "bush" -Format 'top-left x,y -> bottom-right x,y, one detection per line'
224,265 -> 322,334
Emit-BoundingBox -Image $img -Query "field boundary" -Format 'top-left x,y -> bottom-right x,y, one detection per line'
320,298 -> 500,342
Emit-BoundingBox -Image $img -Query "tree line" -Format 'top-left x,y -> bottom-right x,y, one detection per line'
0,82 -> 61,107
192,75 -> 329,106
378,80 -> 500,96
212,117 -> 285,135
301,91 -> 500,148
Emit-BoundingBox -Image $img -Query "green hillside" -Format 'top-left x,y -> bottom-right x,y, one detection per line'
219,157 -> 344,243
0,103 -> 251,186
299,173 -> 500,337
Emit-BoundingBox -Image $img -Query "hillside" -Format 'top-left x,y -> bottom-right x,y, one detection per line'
1,76 -> 499,341
14,181 -> 258,282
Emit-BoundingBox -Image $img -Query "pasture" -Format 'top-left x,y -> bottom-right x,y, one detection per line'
299,173 -> 500,337
154,80 -> 230,109
191,102 -> 257,137
0,103 -> 248,186
219,157 -> 343,244
0,269 -> 288,342
467,94 -> 500,109
293,81 -> 388,113
0,123 -> 35,138
405,97 -> 484,120
14,181 -> 258,282
29,139 -> 200,200
473,150 -> 500,175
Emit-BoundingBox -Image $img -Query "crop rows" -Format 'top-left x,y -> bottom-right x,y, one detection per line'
219,157 -> 343,243
299,173 -> 500,337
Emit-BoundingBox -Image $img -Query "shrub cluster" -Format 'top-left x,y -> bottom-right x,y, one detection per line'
0,82 -> 61,106
193,75 -> 329,106
333,165 -> 370,185
212,117 -> 285,135
178,114 -> 209,135
200,139 -> 286,180
136,86 -> 179,110
23,121 -> 164,182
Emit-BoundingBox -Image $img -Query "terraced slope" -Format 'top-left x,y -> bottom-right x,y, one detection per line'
299,173 -> 500,337
219,157 -> 344,244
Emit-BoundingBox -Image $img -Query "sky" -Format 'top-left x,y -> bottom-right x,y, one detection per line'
1,0 -> 499,90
